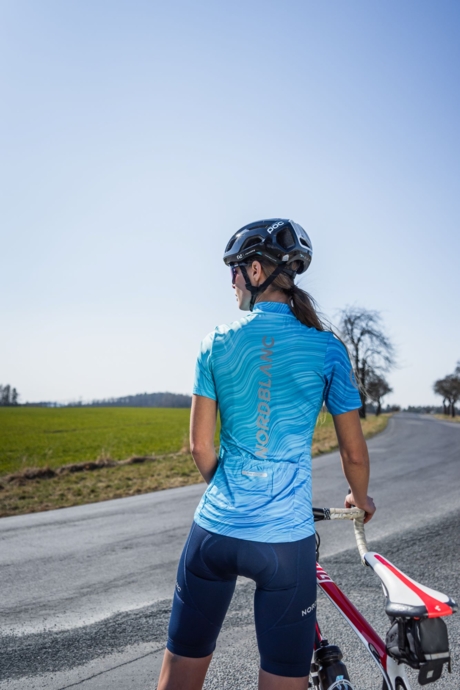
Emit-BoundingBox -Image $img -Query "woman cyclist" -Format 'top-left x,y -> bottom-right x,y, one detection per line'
157,219 -> 376,690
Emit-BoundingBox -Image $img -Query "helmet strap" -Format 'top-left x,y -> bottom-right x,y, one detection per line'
240,263 -> 288,312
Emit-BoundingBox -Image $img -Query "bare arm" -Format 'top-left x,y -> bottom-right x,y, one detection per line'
190,394 -> 218,484
332,409 -> 376,523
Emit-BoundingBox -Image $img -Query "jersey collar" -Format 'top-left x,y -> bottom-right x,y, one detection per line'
253,301 -> 293,315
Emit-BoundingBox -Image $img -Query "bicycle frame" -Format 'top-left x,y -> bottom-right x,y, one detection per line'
314,561 -> 411,689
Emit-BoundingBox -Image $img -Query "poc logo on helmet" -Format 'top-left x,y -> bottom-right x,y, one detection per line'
267,221 -> 284,234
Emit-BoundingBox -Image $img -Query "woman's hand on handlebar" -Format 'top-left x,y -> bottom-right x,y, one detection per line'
345,492 -> 376,524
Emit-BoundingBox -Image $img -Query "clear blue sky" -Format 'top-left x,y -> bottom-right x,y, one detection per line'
1,0 -> 459,407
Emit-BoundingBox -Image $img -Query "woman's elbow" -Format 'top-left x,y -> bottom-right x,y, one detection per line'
341,450 -> 369,467
190,440 -> 214,458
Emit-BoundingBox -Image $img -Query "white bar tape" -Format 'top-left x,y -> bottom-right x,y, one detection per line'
328,507 -> 365,521
327,508 -> 368,564
353,516 -> 369,564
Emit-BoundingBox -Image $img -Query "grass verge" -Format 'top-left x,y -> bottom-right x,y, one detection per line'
434,414 -> 460,423
312,411 -> 388,456
0,413 -> 389,518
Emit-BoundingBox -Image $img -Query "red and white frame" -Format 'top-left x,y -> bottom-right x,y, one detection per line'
314,562 -> 411,690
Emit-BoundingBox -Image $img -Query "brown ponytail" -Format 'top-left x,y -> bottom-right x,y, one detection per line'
258,260 -> 325,330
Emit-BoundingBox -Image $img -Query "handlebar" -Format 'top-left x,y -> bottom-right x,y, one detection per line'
313,507 -> 368,564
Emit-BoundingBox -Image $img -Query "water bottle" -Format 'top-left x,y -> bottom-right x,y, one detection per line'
314,640 -> 354,689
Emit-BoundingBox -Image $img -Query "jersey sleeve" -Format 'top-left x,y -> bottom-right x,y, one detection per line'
193,332 -> 217,400
323,333 -> 361,415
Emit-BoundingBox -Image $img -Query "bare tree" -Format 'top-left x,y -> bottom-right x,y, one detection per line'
433,362 -> 460,418
0,385 -> 11,406
0,384 -> 19,406
366,371 -> 393,416
338,307 -> 396,418
433,378 -> 451,415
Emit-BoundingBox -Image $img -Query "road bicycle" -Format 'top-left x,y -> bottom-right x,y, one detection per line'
310,507 -> 457,690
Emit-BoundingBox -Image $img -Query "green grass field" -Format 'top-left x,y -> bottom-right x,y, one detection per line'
0,407 -> 388,517
0,407 -> 204,476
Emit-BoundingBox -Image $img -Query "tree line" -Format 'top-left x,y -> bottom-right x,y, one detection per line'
87,392 -> 192,408
433,362 -> 460,417
0,384 -> 19,406
23,392 -> 192,408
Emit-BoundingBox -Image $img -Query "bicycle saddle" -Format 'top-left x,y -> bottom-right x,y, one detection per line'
364,552 -> 458,619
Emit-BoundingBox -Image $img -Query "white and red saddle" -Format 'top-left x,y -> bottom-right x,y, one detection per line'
364,552 -> 457,619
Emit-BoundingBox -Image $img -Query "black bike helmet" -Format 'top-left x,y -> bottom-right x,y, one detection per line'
224,218 -> 312,274
223,218 -> 313,310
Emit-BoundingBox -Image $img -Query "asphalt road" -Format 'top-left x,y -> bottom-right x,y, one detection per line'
1,413 -> 459,689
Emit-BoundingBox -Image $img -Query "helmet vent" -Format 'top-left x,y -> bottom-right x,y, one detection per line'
225,237 -> 237,252
276,228 -> 295,250
242,236 -> 263,250
299,237 -> 310,248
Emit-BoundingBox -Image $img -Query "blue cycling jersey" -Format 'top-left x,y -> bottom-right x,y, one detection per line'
193,301 -> 361,542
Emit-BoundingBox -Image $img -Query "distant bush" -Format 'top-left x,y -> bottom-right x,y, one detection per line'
365,403 -> 400,414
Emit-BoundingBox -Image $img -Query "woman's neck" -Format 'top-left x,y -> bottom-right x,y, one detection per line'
255,290 -> 290,305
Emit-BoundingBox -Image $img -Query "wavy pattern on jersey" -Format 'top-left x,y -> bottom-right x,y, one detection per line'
193,302 -> 361,543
